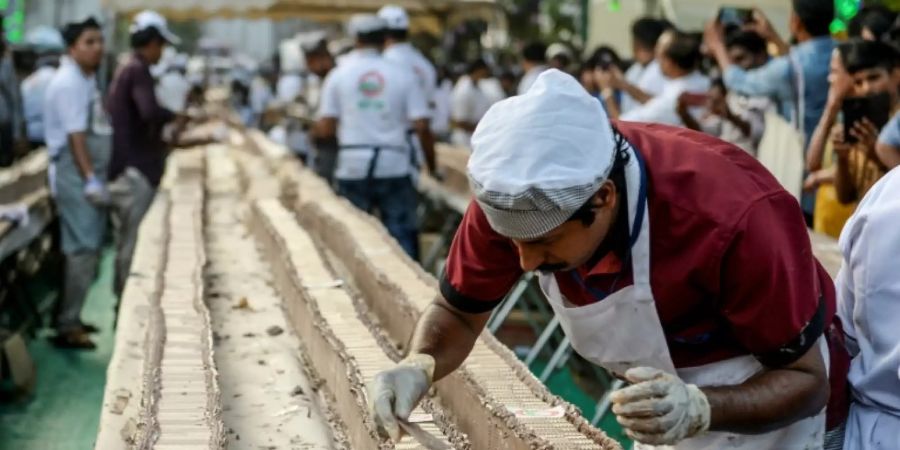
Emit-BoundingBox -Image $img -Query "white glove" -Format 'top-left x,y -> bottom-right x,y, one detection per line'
368,353 -> 435,441
611,367 -> 710,445
83,175 -> 110,206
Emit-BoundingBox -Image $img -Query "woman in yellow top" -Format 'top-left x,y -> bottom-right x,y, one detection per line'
805,39 -> 900,237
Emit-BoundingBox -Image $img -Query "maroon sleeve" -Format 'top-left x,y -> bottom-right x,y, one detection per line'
130,65 -> 175,125
440,202 -> 524,313
718,192 -> 829,367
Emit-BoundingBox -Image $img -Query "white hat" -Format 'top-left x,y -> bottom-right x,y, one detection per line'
468,69 -> 617,240
25,26 -> 65,53
347,14 -> 386,37
377,5 -> 410,31
130,10 -> 181,45
546,43 -> 572,61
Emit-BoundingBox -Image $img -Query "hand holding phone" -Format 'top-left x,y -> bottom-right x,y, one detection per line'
717,7 -> 753,27
842,93 -> 892,144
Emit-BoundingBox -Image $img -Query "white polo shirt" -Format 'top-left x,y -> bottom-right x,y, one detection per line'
43,57 -> 95,158
317,48 -> 429,180
21,65 -> 57,142
620,71 -> 710,126
383,42 -> 436,105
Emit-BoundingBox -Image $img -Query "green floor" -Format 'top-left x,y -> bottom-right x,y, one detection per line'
0,251 -> 116,450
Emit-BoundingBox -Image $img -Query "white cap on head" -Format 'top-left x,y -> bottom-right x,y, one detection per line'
377,5 -> 410,31
546,42 -> 572,61
25,26 -> 65,53
130,10 -> 181,45
347,14 -> 386,38
468,69 -> 617,240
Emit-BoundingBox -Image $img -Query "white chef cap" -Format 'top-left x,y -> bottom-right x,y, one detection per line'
468,69 -> 617,240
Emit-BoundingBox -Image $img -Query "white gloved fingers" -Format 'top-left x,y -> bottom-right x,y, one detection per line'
610,379 -> 670,404
370,375 -> 401,441
618,406 -> 683,432
617,415 -> 671,434
624,366 -> 667,384
612,398 -> 673,418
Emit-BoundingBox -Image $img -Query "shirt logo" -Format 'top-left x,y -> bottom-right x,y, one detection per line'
357,71 -> 386,111
358,71 -> 385,98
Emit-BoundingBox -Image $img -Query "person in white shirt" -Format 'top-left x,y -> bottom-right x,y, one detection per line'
276,70 -> 303,104
431,67 -> 453,141
517,41 -> 548,95
44,17 -> 109,350
302,38 -> 338,182
600,29 -> 710,127
836,167 -> 900,450
618,17 -> 672,115
378,5 -> 438,177
676,31 -> 774,155
20,26 -> 65,149
315,15 -> 437,259
155,53 -> 191,113
451,59 -> 492,148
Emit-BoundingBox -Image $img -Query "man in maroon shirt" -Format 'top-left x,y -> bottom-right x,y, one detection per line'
369,70 -> 849,449
106,10 -> 180,297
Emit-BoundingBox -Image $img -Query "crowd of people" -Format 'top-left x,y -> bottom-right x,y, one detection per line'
1,1 -> 900,449
0,11 -> 208,349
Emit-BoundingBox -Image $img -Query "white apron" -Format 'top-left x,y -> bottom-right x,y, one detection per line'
538,146 -> 828,450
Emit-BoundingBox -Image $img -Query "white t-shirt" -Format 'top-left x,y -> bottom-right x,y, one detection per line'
517,65 -> 548,95
431,78 -> 453,136
43,58 -> 95,157
21,65 -> 56,142
383,42 -> 437,105
451,75 -> 492,148
276,73 -> 304,103
479,77 -> 507,105
317,48 -> 430,180
621,71 -> 710,126
156,70 -> 191,113
620,60 -> 666,115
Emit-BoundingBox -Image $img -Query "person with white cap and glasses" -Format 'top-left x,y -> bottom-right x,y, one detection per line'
21,26 -> 65,150
377,4 -> 438,180
368,70 -> 851,449
315,14 -> 436,259
106,10 -> 181,299
43,16 -> 108,349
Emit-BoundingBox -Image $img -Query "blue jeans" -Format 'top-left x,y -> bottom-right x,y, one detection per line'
337,177 -> 419,259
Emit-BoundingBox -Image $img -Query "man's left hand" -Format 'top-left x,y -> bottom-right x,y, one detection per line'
611,367 -> 710,445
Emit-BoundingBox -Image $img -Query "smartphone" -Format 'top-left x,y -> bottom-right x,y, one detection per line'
717,7 -> 753,27
842,92 -> 892,143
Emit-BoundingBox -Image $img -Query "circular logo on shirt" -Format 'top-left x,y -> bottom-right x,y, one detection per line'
358,71 -> 385,98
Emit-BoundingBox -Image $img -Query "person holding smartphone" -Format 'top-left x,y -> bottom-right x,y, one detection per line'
676,31 -> 773,154
805,40 -> 900,207
705,0 -> 835,223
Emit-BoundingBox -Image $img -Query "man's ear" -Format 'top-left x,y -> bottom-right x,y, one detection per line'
593,180 -> 617,208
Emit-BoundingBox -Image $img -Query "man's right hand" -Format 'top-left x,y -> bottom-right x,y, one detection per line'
83,175 -> 110,206
369,353 -> 435,441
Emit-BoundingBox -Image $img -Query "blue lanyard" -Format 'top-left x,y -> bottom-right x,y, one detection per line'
569,148 -> 648,302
